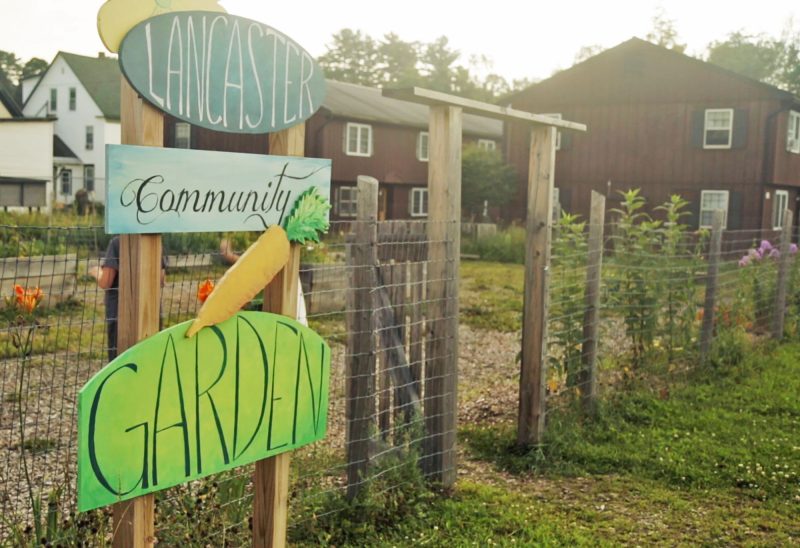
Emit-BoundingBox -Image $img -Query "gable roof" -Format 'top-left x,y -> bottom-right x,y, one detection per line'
60,52 -> 121,120
53,135 -> 78,159
0,87 -> 23,117
323,79 -> 502,137
507,37 -> 797,107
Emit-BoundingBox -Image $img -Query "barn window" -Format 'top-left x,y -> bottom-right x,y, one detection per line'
417,131 -> 429,162
542,113 -> 563,150
477,139 -> 496,151
703,109 -> 733,149
699,190 -> 729,228
410,187 -> 428,217
174,122 -> 191,149
787,111 -> 800,153
85,125 -> 94,150
69,88 -> 76,111
345,123 -> 372,157
50,88 -> 57,112
337,186 -> 358,217
773,190 -> 789,229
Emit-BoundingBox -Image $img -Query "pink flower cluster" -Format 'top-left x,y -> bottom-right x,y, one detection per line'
739,240 -> 798,267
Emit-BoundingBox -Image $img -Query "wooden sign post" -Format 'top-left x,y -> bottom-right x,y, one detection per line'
112,78 -> 163,548
253,125 -> 305,548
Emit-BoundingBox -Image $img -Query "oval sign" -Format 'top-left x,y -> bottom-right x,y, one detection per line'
119,11 -> 326,134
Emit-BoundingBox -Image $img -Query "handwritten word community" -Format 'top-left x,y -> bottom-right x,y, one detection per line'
120,12 -> 326,133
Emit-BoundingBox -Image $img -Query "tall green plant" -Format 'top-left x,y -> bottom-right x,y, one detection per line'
609,189 -> 662,368
549,212 -> 588,388
654,195 -> 704,359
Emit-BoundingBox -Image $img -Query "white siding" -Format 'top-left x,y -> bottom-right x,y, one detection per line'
0,120 -> 54,211
22,55 -> 120,204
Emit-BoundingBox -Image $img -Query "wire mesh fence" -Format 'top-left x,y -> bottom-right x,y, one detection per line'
1,208 -> 797,544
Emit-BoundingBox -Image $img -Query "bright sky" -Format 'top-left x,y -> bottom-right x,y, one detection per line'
1,0 -> 798,83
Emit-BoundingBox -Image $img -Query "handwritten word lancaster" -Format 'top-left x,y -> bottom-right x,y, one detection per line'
119,162 -> 321,227
119,12 -> 326,133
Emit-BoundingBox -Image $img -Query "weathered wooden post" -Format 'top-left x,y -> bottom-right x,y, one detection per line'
518,125 -> 556,447
772,209 -> 794,339
346,175 -> 378,499
252,126 -> 306,548
423,105 -> 461,485
578,191 -> 605,417
700,209 -> 725,360
112,78 -> 163,548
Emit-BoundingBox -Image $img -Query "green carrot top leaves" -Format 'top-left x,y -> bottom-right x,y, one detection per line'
283,188 -> 332,244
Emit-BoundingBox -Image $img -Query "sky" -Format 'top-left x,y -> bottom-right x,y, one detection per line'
1,0 -> 798,83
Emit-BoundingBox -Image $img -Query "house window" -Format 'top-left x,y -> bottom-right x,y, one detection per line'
69,87 -> 76,111
50,88 -> 57,111
410,188 -> 428,217
699,190 -> 729,228
174,122 -> 191,149
417,131 -> 429,162
337,186 -> 358,217
477,139 -> 496,151
542,113 -> 563,150
345,123 -> 372,157
704,109 -> 734,149
773,190 -> 789,229
85,126 -> 94,150
787,111 -> 800,153
84,165 -> 95,192
60,169 -> 72,196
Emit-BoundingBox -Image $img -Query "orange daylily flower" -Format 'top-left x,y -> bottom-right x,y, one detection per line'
197,279 -> 215,304
13,284 -> 44,314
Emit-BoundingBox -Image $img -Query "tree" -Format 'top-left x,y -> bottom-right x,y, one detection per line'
461,145 -> 518,219
645,8 -> 686,53
318,29 -> 381,86
0,50 -> 21,99
706,23 -> 800,95
573,44 -> 604,64
22,58 -> 47,79
420,36 -> 460,93
377,33 -> 421,87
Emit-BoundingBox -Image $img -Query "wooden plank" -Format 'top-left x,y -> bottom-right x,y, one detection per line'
113,77 -> 163,548
700,209 -> 725,360
346,175 -> 379,499
517,125 -> 556,447
422,105 -> 461,485
773,209 -> 794,339
409,261 -> 423,399
382,87 -> 587,132
378,260 -> 391,441
579,191 -> 605,417
252,124 -> 305,548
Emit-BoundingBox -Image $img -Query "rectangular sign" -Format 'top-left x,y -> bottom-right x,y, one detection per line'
105,144 -> 331,234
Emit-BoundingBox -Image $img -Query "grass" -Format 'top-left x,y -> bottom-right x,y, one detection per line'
460,261 -> 524,332
461,342 -> 800,544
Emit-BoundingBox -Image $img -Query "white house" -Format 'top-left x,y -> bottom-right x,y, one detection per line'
23,52 -> 121,205
0,88 -> 53,212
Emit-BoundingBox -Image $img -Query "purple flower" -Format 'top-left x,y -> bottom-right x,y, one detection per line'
769,248 -> 781,259
739,255 -> 751,267
759,240 -> 774,253
790,243 -> 798,255
749,248 -> 762,261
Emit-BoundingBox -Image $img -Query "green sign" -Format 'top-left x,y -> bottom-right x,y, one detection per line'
77,312 -> 330,512
118,11 -> 326,134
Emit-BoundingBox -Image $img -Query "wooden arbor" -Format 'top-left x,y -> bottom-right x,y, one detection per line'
383,88 -> 587,464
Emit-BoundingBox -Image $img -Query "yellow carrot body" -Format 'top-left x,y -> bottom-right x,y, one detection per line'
186,225 -> 290,337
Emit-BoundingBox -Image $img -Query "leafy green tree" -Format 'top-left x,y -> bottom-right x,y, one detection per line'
22,58 -> 47,79
420,36 -> 460,93
377,33 -> 421,87
645,7 -> 686,53
461,145 -> 517,219
0,50 -> 21,100
318,29 -> 381,86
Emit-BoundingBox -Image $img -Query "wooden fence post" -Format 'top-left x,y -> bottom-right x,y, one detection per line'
345,176 -> 379,499
422,105 -> 461,485
700,209 -> 725,360
112,79 -> 163,548
252,124 -> 305,548
518,124 -> 556,447
773,209 -> 794,339
578,191 -> 605,417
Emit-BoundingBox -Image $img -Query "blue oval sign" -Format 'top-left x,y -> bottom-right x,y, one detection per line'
119,11 -> 326,134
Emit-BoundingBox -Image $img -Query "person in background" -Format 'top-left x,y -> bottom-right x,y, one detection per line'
90,236 -> 166,361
